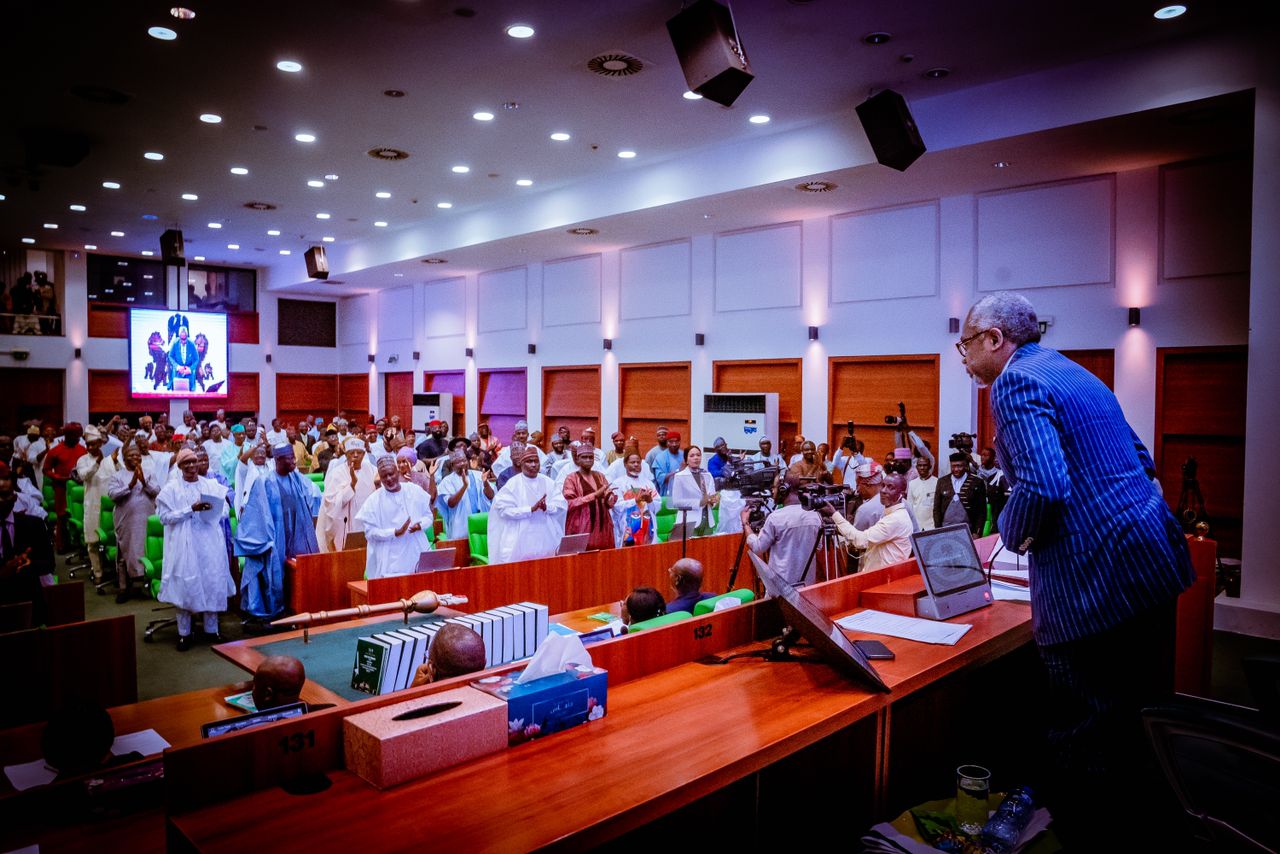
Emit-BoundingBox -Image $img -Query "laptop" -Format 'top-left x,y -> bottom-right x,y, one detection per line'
668,520 -> 702,541
342,531 -> 367,551
201,702 -> 308,739
414,548 -> 457,573
555,533 -> 591,556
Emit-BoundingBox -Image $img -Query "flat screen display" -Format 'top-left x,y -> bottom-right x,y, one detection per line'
128,308 -> 228,399
911,524 -> 987,597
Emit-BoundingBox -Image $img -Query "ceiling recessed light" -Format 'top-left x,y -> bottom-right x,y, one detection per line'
294,132 -> 316,143
279,249 -> 291,255
567,227 -> 598,236
863,31 -> 893,45
373,221 -> 388,227
141,250 -> 155,256
207,222 -> 222,229
43,223 -> 57,229
437,201 -> 453,209
147,26 -> 177,41
199,113 -> 222,124
227,243 -> 239,250
267,229 -> 281,236
277,60 -> 303,73
111,231 -> 125,237
21,238 -> 35,244
383,89 -> 405,98
924,67 -> 950,79
229,166 -> 248,175
69,204 -> 86,212
170,7 -> 195,19
181,193 -> 198,201
451,165 -> 470,174
142,213 -> 158,220
993,161 -> 1010,168
393,272 -> 404,278
322,236 -> 335,242
375,191 -> 391,198
84,244 -> 97,250
617,150 -> 637,159
422,257 -> 447,264
324,173 -> 339,181
473,111 -> 495,121
193,255 -> 205,261
315,212 -> 331,219
549,132 -> 571,141
144,151 -> 164,161
515,178 -> 533,187
307,179 -> 325,188
748,114 -> 771,124
1154,4 -> 1187,18
506,24 -> 534,38
102,180 -> 121,189
682,90 -> 703,100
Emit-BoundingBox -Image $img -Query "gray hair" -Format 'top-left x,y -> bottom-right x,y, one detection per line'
965,292 -> 1041,346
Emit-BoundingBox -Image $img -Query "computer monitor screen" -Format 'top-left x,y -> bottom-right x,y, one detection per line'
911,524 -> 987,597
748,552 -> 889,693
200,702 -> 307,738
127,308 -> 228,399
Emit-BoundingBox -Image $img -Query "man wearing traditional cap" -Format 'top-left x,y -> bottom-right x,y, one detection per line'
541,434 -> 571,477
749,436 -> 785,469
235,444 -> 321,623
43,423 -> 86,553
706,437 -> 733,480
933,451 -> 988,535
316,437 -> 377,552
823,472 -> 914,572
157,447 -> 235,650
644,426 -> 669,470
107,442 -> 161,602
786,440 -> 831,484
437,451 -> 494,541
650,430 -> 685,497
488,446 -> 565,563
74,425 -> 116,582
222,423 -> 247,483
415,420 -> 449,461
356,456 -> 434,579
605,431 -> 626,466
491,421 -> 541,478
561,442 -> 616,551
476,422 -> 501,456
578,428 -> 606,468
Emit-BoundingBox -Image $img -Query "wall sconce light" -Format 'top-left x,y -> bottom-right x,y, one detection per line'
695,333 -> 705,346
1037,320 -> 1050,335
528,344 -> 537,355
368,354 -> 376,364
465,347 -> 474,358
603,338 -> 613,351
1128,307 -> 1141,327
412,351 -> 420,361
808,326 -> 820,341
74,347 -> 82,359
387,354 -> 400,364
265,354 -> 272,364
948,317 -> 960,334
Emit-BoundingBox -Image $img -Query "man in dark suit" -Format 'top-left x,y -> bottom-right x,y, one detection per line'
0,463 -> 54,626
932,451 -> 987,534
960,292 -> 1194,846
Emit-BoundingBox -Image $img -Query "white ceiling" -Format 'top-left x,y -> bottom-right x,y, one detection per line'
0,0 -> 1248,291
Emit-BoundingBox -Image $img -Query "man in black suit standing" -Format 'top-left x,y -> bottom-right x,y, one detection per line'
0,463 -> 54,625
933,451 -> 987,534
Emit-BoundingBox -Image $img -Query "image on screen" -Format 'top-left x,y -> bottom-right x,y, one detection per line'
911,524 -> 987,597
128,308 -> 229,399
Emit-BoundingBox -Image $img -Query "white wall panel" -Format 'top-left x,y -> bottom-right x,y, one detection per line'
542,254 -> 601,327
976,175 -> 1115,291
620,239 -> 691,320
477,266 -> 527,332
1160,156 -> 1252,281
422,277 -> 466,338
376,286 -> 413,341
337,294 -> 371,345
714,222 -> 802,312
830,201 -> 939,303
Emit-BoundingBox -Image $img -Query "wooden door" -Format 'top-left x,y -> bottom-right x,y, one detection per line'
383,372 -> 413,426
713,358 -> 802,454
423,370 -> 466,438
977,349 -> 1115,451
542,365 -> 600,443
619,361 -> 690,454
828,355 -> 939,464
276,374 -> 339,427
478,368 -> 527,443
337,374 -> 369,428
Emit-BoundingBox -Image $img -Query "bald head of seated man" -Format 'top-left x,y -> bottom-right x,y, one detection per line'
665,557 -> 713,615
252,655 -> 306,711
412,622 -> 487,687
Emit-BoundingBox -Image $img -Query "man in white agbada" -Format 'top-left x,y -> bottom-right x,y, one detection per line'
356,457 -> 434,579
316,436 -> 377,551
490,420 -> 544,478
233,441 -> 271,518
74,425 -> 117,583
202,423 -> 227,466
156,448 -> 235,652
609,451 -> 659,547
488,447 -> 565,563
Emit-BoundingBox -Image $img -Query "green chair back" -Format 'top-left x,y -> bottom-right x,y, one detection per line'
628,611 -> 692,632
142,515 -> 165,598
67,483 -> 85,503
99,494 -> 114,511
693,589 -> 756,616
468,512 -> 489,564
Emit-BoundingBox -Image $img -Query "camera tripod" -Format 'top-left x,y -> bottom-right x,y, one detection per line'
798,513 -> 844,586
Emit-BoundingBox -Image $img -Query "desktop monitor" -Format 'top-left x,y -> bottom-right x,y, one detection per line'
909,524 -> 994,620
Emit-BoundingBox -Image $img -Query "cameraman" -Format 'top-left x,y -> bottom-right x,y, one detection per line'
740,472 -> 823,586
822,472 -> 913,572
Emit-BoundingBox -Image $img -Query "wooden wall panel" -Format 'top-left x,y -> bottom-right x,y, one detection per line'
227,311 -> 260,345
383,372 -> 414,425
424,370 -> 466,438
713,359 -> 802,453
87,304 -> 128,339
542,365 -> 600,441
1156,346 -> 1247,557
619,362 -> 690,453
1,368 -> 64,432
338,374 -> 369,427
828,355 -> 938,464
276,374 -> 338,426
478,368 -> 526,442
88,370 -> 137,415
192,372 -> 259,415
977,349 -> 1115,450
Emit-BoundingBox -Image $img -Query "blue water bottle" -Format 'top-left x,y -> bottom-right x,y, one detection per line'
980,786 -> 1035,853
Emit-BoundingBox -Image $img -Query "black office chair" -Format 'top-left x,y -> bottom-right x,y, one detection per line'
1143,695 -> 1280,852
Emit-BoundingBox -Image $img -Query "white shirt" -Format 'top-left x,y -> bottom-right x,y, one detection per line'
355,482 -> 434,579
487,473 -> 566,564
833,502 -> 914,572
745,503 -> 823,586
908,476 -> 938,532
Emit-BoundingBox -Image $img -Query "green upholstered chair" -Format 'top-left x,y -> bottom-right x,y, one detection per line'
139,515 -> 165,599
42,483 -> 54,512
654,500 -> 678,543
693,589 -> 755,616
66,482 -> 86,547
468,512 -> 489,565
627,611 -> 692,632
96,507 -> 118,568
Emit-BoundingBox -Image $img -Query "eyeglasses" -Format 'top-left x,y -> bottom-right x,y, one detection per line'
955,328 -> 992,357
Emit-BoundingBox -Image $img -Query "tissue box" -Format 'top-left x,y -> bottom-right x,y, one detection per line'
471,665 -> 608,746
343,686 -> 508,789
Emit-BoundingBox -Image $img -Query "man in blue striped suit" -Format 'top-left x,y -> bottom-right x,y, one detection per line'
961,292 -> 1194,844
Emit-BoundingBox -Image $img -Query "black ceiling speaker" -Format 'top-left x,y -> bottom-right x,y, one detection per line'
855,89 -> 926,172
305,245 -> 329,280
666,0 -> 754,107
160,229 -> 185,266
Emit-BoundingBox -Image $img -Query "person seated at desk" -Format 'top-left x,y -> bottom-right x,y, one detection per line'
253,655 -> 306,711
411,623 -> 487,687
356,457 -> 434,579
621,586 -> 665,626
42,700 -> 142,782
665,557 -> 713,614
823,472 -> 914,572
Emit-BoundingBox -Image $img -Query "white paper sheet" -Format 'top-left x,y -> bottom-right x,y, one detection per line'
3,758 -> 56,791
110,729 -> 171,757
198,492 -> 225,525
991,580 -> 1032,602
836,609 -> 972,645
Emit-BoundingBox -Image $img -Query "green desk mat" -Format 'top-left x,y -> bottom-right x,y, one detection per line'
257,614 -> 446,701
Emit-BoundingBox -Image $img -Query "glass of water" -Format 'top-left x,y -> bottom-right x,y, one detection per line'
955,764 -> 991,835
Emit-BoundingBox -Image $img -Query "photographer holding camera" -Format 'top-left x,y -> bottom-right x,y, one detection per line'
740,471 -> 823,586
820,471 -> 913,572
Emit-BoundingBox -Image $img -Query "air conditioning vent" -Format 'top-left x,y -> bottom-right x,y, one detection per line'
367,147 -> 410,161
587,52 -> 645,77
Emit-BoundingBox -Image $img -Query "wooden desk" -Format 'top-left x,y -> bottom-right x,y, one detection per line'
286,548 -> 366,615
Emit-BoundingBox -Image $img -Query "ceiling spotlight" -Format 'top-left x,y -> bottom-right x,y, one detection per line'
69,204 -> 86,212
567,227 -> 598,236
193,255 -> 205,261
199,113 -> 222,124
617,150 -> 637,159
170,7 -> 196,19
144,151 -> 165,161
321,236 -> 335,242
102,181 -> 121,189
229,166 -> 248,175
993,161 -> 1010,169
227,243 -> 240,249
0,194 -> 5,201
294,132 -> 316,143
111,230 -> 125,237
267,229 -> 281,236
83,243 -> 98,250
682,91 -> 702,100
21,238 -> 35,244
1154,4 -> 1187,18
277,60 -> 303,73
207,222 -> 222,229
147,26 -> 177,40
324,173 -> 339,181
375,191 -> 391,198
506,24 -> 535,38
279,249 -> 291,255
923,67 -> 951,79
451,165 -> 470,173
315,212 -> 331,219
141,250 -> 155,256
307,179 -> 325,187
141,214 -> 158,220
423,257 -> 448,264
181,193 -> 198,201
437,201 -> 453,209
374,221 -> 388,227
42,223 -> 57,229
473,111 -> 495,121
748,114 -> 771,124
515,178 -> 533,187
863,31 -> 893,45
550,132 -> 571,141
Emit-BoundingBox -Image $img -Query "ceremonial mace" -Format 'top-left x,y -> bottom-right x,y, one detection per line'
270,590 -> 470,643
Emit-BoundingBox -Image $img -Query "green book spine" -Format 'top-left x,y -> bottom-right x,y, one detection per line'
351,636 -> 388,695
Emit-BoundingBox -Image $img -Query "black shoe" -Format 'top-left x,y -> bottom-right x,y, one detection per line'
203,631 -> 226,644
176,635 -> 192,652
115,590 -> 130,604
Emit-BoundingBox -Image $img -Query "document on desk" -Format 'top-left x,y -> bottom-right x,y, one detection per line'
111,728 -> 171,757
836,610 -> 972,645
991,579 -> 1032,602
4,758 -> 56,791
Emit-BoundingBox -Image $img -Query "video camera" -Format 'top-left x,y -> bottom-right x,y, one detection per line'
883,401 -> 907,426
796,482 -> 856,515
948,431 -> 974,451
716,457 -> 779,497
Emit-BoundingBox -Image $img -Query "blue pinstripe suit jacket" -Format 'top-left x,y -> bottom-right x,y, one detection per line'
992,343 -> 1194,646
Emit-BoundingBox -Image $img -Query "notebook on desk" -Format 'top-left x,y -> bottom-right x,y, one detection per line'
555,533 -> 590,556
414,548 -> 456,572
342,531 -> 366,551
